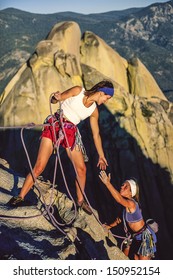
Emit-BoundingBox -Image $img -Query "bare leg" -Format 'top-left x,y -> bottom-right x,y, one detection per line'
66,147 -> 86,204
123,246 -> 130,257
19,137 -> 54,199
134,254 -> 139,260
139,255 -> 151,260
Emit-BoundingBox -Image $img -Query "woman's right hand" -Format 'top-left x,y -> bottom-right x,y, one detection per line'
51,91 -> 61,103
53,91 -> 61,100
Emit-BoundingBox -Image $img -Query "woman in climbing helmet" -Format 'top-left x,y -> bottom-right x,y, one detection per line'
99,171 -> 157,260
9,80 -> 114,215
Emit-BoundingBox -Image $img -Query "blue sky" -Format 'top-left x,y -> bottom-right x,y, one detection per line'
0,0 -> 169,14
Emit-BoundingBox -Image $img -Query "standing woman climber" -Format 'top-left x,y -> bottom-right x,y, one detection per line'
9,80 -> 114,214
99,171 -> 157,259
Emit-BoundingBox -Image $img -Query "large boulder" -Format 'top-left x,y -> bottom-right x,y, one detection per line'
0,22 -> 83,126
127,57 -> 166,100
0,21 -> 167,126
80,31 -> 129,92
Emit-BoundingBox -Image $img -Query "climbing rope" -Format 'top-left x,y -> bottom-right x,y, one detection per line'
0,93 -> 127,249
48,94 -> 128,246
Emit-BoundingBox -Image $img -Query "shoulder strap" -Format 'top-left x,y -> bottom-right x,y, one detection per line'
123,209 -> 128,234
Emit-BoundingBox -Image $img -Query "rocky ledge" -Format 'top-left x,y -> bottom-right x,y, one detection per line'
0,158 -> 128,260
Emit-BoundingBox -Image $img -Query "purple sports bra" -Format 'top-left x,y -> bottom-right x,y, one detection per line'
125,199 -> 143,223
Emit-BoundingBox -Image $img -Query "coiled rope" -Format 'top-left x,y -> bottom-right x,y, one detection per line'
0,93 -> 127,246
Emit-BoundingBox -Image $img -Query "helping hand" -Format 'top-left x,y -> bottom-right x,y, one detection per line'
99,170 -> 111,185
97,156 -> 108,170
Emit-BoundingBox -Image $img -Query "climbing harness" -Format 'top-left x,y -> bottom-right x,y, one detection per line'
121,209 -> 157,257
117,210 -> 133,251
75,128 -> 89,162
0,92 -> 110,259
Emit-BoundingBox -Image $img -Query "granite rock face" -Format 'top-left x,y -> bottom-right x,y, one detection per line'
0,21 -> 173,259
0,21 -> 166,126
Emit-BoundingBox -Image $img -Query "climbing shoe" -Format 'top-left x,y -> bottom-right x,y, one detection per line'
78,200 -> 92,215
8,196 -> 24,207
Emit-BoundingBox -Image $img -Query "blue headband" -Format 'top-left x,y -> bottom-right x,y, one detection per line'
98,87 -> 114,97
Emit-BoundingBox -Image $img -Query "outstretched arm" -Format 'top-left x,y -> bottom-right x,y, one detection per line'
90,108 -> 108,170
51,86 -> 82,103
99,171 -> 134,208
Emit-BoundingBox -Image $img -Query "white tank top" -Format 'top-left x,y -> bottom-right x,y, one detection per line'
61,88 -> 96,125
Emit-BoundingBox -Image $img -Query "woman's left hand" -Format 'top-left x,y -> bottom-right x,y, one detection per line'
102,224 -> 111,230
97,156 -> 108,170
99,171 -> 111,185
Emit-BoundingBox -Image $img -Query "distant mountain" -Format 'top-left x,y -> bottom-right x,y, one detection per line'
106,0 -> 173,101
0,1 -> 173,101
1,12 -> 173,261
